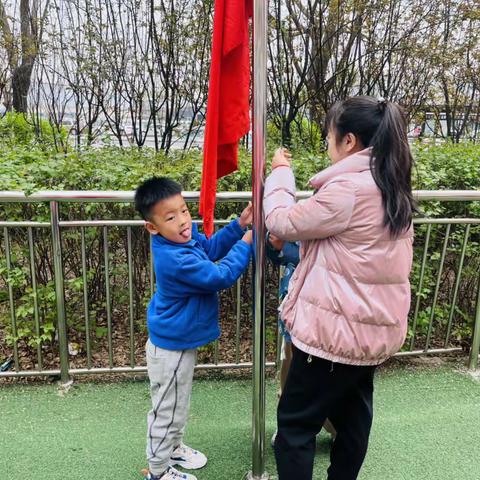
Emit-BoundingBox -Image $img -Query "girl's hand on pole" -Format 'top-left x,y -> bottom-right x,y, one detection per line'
272,147 -> 292,170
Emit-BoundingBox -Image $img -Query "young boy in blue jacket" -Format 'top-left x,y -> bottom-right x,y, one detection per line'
135,177 -> 253,480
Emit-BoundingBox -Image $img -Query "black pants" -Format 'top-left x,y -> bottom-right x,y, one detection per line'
274,346 -> 376,480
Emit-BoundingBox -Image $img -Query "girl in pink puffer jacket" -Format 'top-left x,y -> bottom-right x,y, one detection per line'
264,96 -> 415,480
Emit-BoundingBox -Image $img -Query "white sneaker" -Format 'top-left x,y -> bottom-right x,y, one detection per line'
170,443 -> 207,470
142,466 -> 198,480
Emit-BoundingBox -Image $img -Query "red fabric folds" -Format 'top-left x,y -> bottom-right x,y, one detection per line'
199,0 -> 252,237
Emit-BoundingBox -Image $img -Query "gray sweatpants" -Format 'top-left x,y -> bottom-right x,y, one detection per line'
146,339 -> 196,476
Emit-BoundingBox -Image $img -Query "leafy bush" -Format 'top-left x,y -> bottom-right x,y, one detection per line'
0,112 -> 68,151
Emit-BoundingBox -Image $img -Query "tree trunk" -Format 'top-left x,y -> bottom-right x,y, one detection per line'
12,60 -> 34,113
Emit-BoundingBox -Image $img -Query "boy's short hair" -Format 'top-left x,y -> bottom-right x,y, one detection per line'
134,177 -> 182,221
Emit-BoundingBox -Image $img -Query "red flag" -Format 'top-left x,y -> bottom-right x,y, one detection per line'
199,0 -> 252,237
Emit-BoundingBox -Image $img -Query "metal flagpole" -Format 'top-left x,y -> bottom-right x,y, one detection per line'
249,0 -> 269,478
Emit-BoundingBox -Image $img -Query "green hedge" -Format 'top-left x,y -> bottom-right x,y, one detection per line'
1,114 -> 479,368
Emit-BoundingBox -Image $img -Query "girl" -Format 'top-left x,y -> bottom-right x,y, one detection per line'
264,96 -> 415,480
266,233 -> 337,445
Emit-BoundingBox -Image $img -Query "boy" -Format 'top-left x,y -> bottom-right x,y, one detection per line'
135,177 -> 253,480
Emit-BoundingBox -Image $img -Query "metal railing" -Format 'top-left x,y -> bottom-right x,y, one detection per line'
1,190 -> 480,381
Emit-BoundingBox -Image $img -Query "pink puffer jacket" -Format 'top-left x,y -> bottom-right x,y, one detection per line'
264,148 -> 413,366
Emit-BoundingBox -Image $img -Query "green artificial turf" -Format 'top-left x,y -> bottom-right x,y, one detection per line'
0,366 -> 479,479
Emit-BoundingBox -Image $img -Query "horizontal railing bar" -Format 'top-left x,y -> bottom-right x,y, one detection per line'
1,219 -> 479,228
0,191 -> 250,203
1,190 -> 480,203
0,221 -> 51,227
0,362 -> 277,378
0,349 -> 464,379
59,220 -> 230,227
0,220 -> 230,228
413,190 -> 480,202
394,347 -> 462,357
62,219 -> 480,227
413,218 -> 480,225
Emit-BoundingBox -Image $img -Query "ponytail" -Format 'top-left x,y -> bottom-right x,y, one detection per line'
369,101 -> 416,237
326,96 -> 416,237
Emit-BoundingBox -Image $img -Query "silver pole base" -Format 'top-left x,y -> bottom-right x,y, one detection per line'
245,472 -> 270,480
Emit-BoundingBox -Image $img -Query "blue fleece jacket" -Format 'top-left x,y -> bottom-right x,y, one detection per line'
147,219 -> 251,350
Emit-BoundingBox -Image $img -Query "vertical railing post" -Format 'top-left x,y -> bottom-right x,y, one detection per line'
50,201 -> 70,383
468,273 -> 480,370
3,227 -> 19,371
